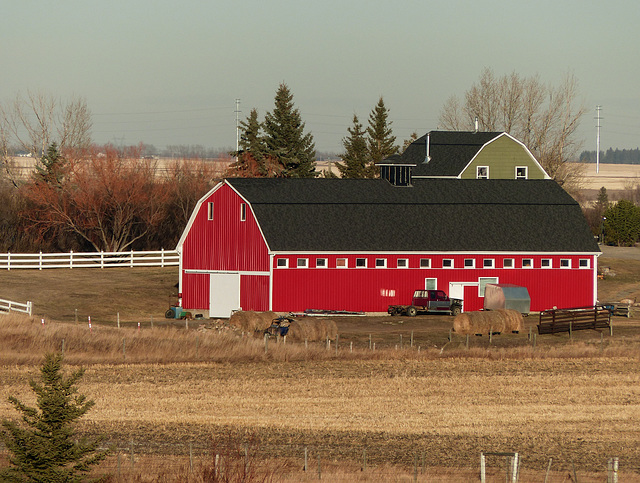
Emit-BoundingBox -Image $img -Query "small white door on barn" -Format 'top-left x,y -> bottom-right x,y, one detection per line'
209,273 -> 241,318
449,282 -> 479,313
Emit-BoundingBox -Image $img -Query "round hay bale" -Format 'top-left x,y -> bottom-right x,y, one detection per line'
228,311 -> 277,332
287,318 -> 338,341
453,309 -> 523,335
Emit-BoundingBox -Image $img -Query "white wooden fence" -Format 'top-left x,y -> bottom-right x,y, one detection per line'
0,249 -> 179,270
0,298 -> 33,316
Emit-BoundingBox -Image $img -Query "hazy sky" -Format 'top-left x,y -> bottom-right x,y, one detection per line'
2,0 -> 638,154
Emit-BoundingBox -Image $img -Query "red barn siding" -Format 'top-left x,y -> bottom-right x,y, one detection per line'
181,273 -> 209,311
240,275 -> 270,312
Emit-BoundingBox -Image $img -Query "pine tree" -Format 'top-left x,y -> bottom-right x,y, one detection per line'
35,143 -> 66,185
336,115 -> 370,178
238,109 -> 267,164
603,199 -> 640,246
263,83 -> 317,178
228,109 -> 276,177
366,97 -> 398,177
0,353 -> 108,482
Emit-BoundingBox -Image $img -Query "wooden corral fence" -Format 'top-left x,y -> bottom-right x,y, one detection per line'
0,249 -> 178,270
0,298 -> 33,316
538,306 -> 612,335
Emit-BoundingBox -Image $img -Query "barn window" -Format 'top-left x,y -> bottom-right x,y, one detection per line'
356,258 -> 367,268
515,166 -> 528,179
579,259 -> 590,269
240,203 -> 247,221
276,258 -> 288,268
425,278 -> 437,290
316,258 -> 327,268
478,277 -> 498,297
375,258 -> 387,268
522,258 -> 533,268
476,166 -> 489,179
336,258 -> 348,268
503,258 -> 514,268
207,202 -> 214,221
420,258 -> 431,269
442,259 -> 454,269
541,259 -> 552,268
397,258 -> 408,268
483,259 -> 495,269
464,258 -> 475,268
297,258 -> 308,268
560,259 -> 571,268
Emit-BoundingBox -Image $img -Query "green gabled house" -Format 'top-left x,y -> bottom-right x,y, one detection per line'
378,131 -> 549,186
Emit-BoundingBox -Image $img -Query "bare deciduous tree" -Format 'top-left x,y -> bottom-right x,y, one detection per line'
439,68 -> 587,192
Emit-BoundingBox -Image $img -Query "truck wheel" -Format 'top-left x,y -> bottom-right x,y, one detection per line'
451,306 -> 461,317
165,309 -> 174,319
406,306 -> 417,317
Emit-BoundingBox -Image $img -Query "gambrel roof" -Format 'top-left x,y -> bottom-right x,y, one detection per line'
379,131 -> 547,178
225,178 -> 599,254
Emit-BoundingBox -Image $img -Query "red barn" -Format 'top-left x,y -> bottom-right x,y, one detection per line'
176,178 -> 600,317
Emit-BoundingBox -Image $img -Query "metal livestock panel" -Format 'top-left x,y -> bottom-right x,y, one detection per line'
181,184 -> 270,273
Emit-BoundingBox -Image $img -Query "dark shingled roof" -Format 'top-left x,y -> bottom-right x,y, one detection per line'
226,178 -> 599,254
379,131 -> 504,177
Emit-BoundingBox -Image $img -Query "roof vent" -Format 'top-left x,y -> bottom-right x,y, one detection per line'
474,117 -> 479,133
424,132 -> 431,163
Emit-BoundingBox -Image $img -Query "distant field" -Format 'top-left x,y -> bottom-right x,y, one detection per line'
572,162 -> 640,191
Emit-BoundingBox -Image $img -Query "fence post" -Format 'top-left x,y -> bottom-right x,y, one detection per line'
27,301 -> 33,316
511,453 -> 519,483
130,438 -> 134,469
362,448 -> 367,471
100,251 -> 104,269
190,442 -> 193,473
317,453 -> 321,480
411,330 -> 414,348
61,339 -> 65,354
480,452 -> 486,483
304,446 -> 308,472
544,457 -> 552,483
369,334 -> 372,350
264,333 -> 268,353
413,454 -> 418,482
161,248 -> 165,268
7,251 -> 10,271
130,250 -> 134,268
39,251 -> 42,270
70,250 -> 73,269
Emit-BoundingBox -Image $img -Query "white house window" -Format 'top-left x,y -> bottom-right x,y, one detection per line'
522,258 -> 533,268
297,258 -> 308,268
276,258 -> 288,268
479,277 -> 499,297
207,202 -> 214,221
240,203 -> 247,221
375,258 -> 387,268
356,258 -> 367,268
397,258 -> 409,268
483,259 -> 495,269
541,259 -> 552,268
442,259 -> 454,269
425,278 -> 437,290
579,259 -> 590,269
560,259 -> 571,268
477,166 -> 489,179
316,258 -> 327,268
420,258 -> 431,268
515,166 -> 528,179
464,258 -> 475,268
503,258 -> 514,268
336,258 -> 348,268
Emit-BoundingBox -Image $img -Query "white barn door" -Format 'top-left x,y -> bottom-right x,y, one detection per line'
209,273 -> 240,318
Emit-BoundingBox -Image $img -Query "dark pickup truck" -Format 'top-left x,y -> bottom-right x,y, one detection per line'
388,289 -> 462,317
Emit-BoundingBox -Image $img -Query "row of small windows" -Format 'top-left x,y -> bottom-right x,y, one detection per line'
476,166 -> 528,179
207,202 -> 247,222
277,257 -> 591,269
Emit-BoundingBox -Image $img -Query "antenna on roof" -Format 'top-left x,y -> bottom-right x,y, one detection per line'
425,132 -> 431,163
474,117 -> 479,133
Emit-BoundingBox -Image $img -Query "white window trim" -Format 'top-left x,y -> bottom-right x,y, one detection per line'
560,259 -> 571,269
464,258 -> 475,269
541,258 -> 552,269
503,258 -> 514,269
579,259 -> 590,269
316,258 -> 328,268
425,278 -> 437,290
420,258 -> 431,269
442,259 -> 454,269
477,166 -> 489,179
276,258 -> 288,268
375,258 -> 387,268
336,258 -> 348,268
356,258 -> 368,268
478,277 -> 499,297
515,166 -> 528,179
522,258 -> 533,269
483,259 -> 495,269
297,258 -> 309,268
207,202 -> 214,221
240,203 -> 247,221
397,258 -> 409,268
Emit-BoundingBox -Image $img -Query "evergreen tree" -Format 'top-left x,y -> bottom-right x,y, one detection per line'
0,353 -> 108,482
603,199 -> 640,246
336,115 -> 370,178
263,83 -> 317,178
35,143 -> 66,185
366,97 -> 398,177
228,109 -> 276,177
238,109 -> 267,163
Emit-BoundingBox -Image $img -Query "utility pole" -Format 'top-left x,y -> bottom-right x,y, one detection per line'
235,98 -> 241,163
595,105 -> 602,173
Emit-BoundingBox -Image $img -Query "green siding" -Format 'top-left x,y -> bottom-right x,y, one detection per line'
460,135 -> 547,179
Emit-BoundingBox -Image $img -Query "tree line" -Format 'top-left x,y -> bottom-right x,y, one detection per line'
580,148 -> 640,165
583,186 -> 640,246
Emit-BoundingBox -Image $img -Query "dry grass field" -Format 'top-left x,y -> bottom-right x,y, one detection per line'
1,251 -> 640,481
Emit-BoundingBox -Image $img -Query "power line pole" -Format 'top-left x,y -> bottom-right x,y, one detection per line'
235,98 -> 241,162
595,105 -> 602,174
